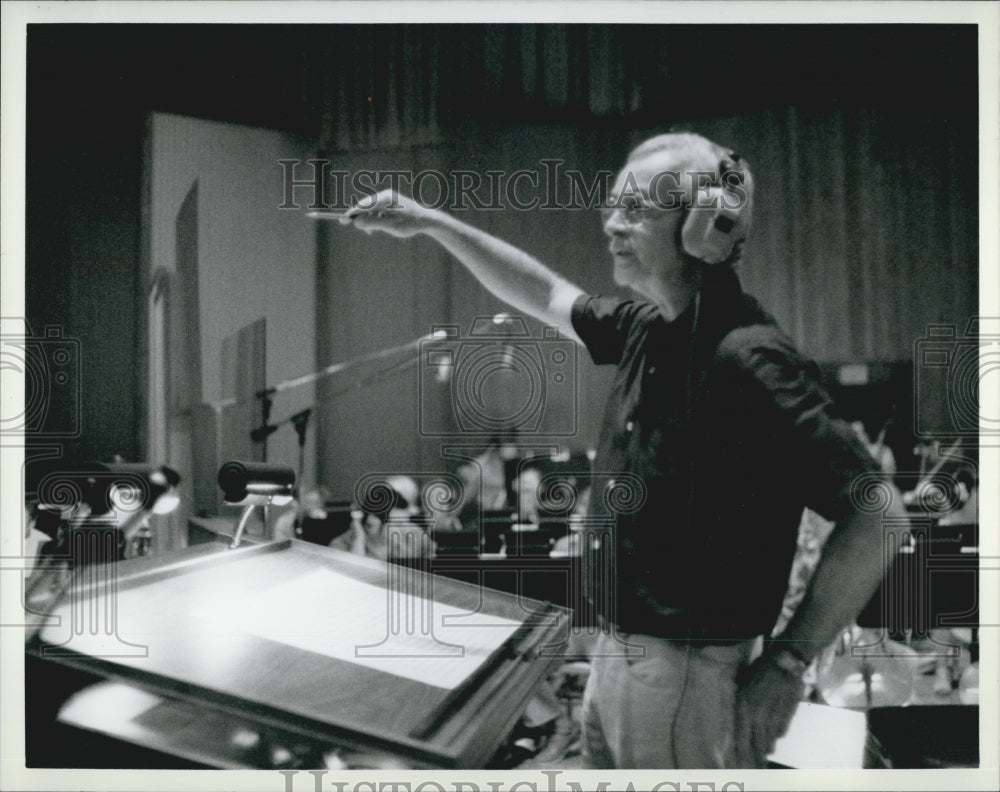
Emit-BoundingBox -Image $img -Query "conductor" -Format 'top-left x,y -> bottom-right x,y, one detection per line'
340,132 -> 904,769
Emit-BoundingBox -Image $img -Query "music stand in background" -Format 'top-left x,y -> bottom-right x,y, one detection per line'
855,521 -> 979,640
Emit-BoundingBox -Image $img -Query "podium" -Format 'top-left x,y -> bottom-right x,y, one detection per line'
26,538 -> 569,769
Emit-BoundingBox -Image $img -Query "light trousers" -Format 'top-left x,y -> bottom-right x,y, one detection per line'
582,629 -> 754,768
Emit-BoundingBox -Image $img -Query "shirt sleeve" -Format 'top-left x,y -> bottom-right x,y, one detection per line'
570,293 -> 641,365
714,325 -> 882,521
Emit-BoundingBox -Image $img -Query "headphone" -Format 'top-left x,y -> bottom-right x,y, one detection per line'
680,152 -> 749,265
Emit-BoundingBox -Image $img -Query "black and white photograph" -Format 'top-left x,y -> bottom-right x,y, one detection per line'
1,2 -> 997,791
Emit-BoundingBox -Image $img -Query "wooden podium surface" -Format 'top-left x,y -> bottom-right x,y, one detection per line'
27,539 -> 568,768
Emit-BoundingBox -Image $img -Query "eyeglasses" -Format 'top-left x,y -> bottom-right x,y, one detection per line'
600,193 -> 682,227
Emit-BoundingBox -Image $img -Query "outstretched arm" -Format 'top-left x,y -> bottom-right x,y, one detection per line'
344,190 -> 585,342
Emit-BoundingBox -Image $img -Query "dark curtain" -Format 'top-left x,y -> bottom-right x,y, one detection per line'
311,24 -> 977,363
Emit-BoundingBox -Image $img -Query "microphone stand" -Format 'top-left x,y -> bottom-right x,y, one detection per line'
291,409 -> 311,498
259,391 -> 274,462
249,330 -> 444,494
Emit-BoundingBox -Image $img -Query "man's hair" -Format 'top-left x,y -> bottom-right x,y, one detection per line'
628,132 -> 754,266
359,486 -> 409,524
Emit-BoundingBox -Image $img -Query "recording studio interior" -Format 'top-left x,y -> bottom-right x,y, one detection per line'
16,21 -> 986,775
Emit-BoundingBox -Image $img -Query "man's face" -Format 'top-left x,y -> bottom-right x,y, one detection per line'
363,513 -> 384,537
107,484 -> 151,534
602,150 -> 689,291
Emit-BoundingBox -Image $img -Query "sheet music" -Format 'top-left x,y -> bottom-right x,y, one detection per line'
190,567 -> 521,690
768,702 -> 867,769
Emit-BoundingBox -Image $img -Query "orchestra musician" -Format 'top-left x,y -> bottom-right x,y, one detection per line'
332,476 -> 432,560
341,131 -> 905,768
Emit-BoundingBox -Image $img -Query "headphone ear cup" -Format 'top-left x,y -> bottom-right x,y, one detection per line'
681,186 -> 742,265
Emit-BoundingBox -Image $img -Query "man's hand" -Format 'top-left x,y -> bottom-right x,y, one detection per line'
733,656 -> 804,768
343,189 -> 437,238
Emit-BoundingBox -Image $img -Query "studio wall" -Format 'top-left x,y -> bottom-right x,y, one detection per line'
145,113 -> 318,546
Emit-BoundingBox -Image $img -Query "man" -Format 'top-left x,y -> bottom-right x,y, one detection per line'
342,132 -> 903,768
333,476 -> 432,560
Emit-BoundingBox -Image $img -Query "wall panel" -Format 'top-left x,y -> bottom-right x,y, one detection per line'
146,113 -> 317,543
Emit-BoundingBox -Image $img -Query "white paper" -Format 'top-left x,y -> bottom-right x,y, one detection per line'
190,567 -> 521,690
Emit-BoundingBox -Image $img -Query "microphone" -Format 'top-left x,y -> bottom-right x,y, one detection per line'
218,461 -> 296,549
217,460 -> 295,505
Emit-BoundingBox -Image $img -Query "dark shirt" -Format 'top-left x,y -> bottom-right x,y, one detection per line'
571,267 -> 878,641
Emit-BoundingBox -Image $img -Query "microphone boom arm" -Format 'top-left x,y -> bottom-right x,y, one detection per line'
250,331 -> 444,442
255,329 -> 445,401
